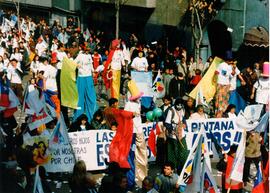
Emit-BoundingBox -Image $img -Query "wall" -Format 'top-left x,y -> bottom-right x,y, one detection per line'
215,0 -> 269,51
4,0 -> 52,7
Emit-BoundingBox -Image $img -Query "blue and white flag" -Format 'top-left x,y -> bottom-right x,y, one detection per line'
49,114 -> 69,146
33,166 -> 44,193
177,128 -> 204,192
254,112 -> 269,133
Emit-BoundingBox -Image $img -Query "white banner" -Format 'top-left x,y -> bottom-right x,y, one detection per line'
44,123 -> 157,172
184,118 -> 243,153
131,71 -> 153,97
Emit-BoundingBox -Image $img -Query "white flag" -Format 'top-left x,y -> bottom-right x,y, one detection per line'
33,166 -> 44,193
230,130 -> 246,182
195,86 -> 208,107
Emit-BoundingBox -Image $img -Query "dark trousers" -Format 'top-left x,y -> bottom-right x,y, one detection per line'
243,156 -> 261,183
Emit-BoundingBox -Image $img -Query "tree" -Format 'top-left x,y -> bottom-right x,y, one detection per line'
115,0 -> 129,39
188,0 -> 219,62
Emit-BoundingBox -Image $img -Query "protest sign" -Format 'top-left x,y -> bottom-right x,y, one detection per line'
45,123 -> 158,172
184,118 -> 243,153
131,71 -> 153,97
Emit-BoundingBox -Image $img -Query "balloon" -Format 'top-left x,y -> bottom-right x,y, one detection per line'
146,111 -> 154,121
153,108 -> 163,118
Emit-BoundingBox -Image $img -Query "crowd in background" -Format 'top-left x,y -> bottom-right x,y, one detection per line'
0,9 -> 269,193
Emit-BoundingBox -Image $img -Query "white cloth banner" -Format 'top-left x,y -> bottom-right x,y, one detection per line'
44,122 -> 157,172
184,118 -> 243,153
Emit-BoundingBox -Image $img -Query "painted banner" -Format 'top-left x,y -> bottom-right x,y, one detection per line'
184,118 -> 243,153
131,71 -> 153,97
44,123 -> 157,172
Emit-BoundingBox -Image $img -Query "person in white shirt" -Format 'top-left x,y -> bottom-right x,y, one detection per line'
251,62 -> 269,111
10,47 -> 23,62
131,50 -> 148,72
164,98 -> 186,171
103,39 -> 125,100
30,55 -> 40,76
224,104 -> 237,118
214,59 -> 234,117
73,47 -> 97,122
43,58 -> 60,118
6,58 -> 23,102
190,105 -> 208,119
35,38 -> 48,57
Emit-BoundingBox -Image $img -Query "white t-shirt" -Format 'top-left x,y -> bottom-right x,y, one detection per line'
43,65 -> 58,91
75,53 -> 94,77
7,65 -> 22,84
228,112 -> 237,118
229,67 -> 240,91
111,49 -> 125,70
254,78 -> 269,104
217,62 -> 232,85
35,42 -> 48,56
190,112 -> 208,119
10,53 -> 23,62
131,57 -> 148,71
124,100 -> 142,133
30,61 -> 41,74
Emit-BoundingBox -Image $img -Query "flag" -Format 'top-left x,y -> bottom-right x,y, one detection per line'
152,70 -> 165,99
184,135 -> 203,193
60,57 -> 79,109
148,122 -> 161,156
254,112 -> 269,133
230,130 -> 246,182
252,163 -> 265,193
177,128 -> 204,192
109,108 -> 134,168
0,84 -> 20,117
201,158 -> 219,193
209,131 -> 223,160
26,88 -> 53,131
33,166 -> 44,193
195,86 -> 208,107
49,114 -> 69,146
189,57 -> 223,102
228,90 -> 246,114
236,105 -> 264,131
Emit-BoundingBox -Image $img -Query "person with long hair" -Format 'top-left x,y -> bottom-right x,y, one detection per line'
69,160 -> 97,193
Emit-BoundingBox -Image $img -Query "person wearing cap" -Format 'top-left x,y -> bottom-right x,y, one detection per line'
73,46 -> 97,122
251,61 -> 269,112
168,72 -> 186,102
103,39 -> 125,100
131,50 -> 148,72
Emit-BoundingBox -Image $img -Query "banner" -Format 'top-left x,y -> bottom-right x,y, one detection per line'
189,57 -> 223,102
44,122 -> 158,172
184,118 -> 243,153
61,57 -> 79,109
131,71 -> 153,97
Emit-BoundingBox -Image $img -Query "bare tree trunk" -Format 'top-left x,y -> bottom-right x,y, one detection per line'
115,0 -> 120,39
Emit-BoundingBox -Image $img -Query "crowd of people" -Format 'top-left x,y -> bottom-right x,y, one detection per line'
0,9 -> 269,193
